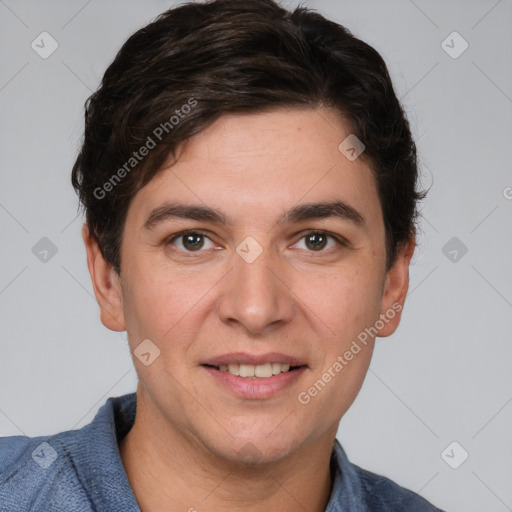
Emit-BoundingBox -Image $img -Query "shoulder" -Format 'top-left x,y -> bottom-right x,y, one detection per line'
0,429 -> 90,512
0,393 -> 138,512
0,432 -> 58,481
0,434 -> 34,473
330,440 -> 445,512
354,464 -> 444,511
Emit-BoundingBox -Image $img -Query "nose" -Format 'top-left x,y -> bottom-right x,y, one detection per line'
216,245 -> 295,335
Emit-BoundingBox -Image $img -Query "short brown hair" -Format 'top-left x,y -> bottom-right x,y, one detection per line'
71,0 -> 424,275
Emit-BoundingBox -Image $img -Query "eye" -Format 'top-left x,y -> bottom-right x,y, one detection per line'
167,231 -> 216,252
292,231 -> 344,252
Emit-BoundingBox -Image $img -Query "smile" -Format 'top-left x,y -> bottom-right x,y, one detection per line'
202,357 -> 307,399
214,363 -> 298,378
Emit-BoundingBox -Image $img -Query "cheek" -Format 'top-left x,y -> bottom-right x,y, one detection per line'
120,264 -> 179,343
121,259 -> 218,358
299,265 -> 383,342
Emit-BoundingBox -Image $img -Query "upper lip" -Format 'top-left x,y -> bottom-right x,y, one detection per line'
202,352 -> 307,367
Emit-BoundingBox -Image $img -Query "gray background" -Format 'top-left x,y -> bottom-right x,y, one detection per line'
1,1 -> 511,510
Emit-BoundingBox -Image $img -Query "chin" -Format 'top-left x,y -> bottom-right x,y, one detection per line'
206,429 -> 303,467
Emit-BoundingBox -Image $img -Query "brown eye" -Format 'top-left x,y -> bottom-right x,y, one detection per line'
168,231 -> 215,252
292,231 -> 344,253
182,233 -> 204,251
305,232 -> 328,251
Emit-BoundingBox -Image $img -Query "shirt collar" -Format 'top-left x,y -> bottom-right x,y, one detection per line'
66,392 -> 140,511
72,393 -> 364,511
326,439 -> 365,511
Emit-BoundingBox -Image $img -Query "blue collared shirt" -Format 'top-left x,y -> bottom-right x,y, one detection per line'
0,393 -> 444,511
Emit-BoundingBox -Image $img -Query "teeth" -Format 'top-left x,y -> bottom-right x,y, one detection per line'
228,363 -> 240,376
255,363 -> 272,378
239,364 -> 255,378
218,363 -> 295,378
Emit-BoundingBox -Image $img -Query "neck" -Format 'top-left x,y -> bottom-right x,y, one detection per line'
119,392 -> 336,512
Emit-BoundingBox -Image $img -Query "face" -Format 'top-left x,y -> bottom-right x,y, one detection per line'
85,107 -> 413,465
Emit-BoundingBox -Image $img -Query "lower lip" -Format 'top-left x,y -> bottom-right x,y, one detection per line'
202,366 -> 306,399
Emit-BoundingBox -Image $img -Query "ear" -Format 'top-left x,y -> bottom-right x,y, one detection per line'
82,223 -> 126,332
376,236 -> 415,337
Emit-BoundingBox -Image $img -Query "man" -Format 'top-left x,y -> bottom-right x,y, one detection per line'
0,0 -> 444,510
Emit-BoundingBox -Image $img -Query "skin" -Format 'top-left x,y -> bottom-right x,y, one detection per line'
83,106 -> 414,512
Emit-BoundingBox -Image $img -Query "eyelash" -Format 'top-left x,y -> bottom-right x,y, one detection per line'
165,229 -> 348,255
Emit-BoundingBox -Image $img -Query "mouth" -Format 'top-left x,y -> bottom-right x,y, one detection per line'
203,362 -> 305,379
201,353 -> 307,399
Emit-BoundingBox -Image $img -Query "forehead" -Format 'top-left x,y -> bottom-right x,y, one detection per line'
126,107 -> 383,232
174,107 -> 350,172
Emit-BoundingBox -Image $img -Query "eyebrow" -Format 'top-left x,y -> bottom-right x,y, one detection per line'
143,200 -> 365,231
